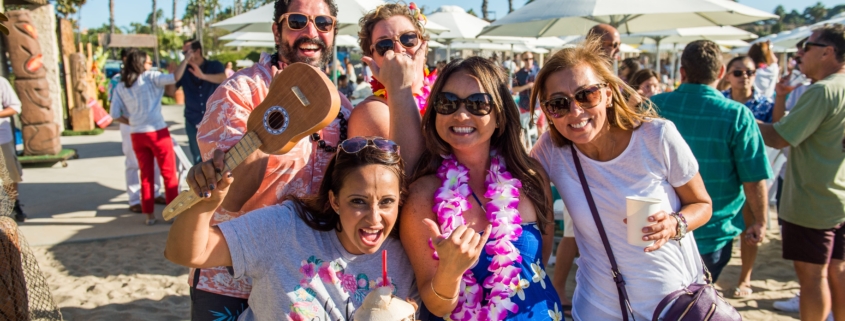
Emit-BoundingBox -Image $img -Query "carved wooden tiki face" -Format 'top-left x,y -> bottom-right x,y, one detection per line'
6,11 -> 45,79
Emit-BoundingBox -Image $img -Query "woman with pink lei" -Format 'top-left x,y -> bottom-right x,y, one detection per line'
401,57 -> 562,320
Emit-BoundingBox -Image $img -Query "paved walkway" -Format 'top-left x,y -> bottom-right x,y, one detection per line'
18,105 -> 190,246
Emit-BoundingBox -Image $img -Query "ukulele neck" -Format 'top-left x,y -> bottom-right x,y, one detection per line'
220,131 -> 261,179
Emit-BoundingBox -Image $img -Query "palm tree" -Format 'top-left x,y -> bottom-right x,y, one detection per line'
109,0 -> 115,34
481,0 -> 488,20
508,0 -> 513,13
153,0 -> 160,68
172,0 -> 178,30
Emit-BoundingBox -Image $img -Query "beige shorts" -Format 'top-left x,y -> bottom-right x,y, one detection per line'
0,141 -> 22,183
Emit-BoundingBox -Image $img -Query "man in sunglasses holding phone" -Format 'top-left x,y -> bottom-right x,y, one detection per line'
756,25 -> 845,321
172,40 -> 226,165
651,40 -> 772,284
184,1 -> 425,319
512,52 -> 539,112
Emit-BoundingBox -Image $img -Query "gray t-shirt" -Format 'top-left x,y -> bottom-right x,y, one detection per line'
218,201 -> 417,321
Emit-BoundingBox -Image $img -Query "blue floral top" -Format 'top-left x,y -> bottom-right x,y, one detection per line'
426,222 -> 563,321
722,88 -> 775,123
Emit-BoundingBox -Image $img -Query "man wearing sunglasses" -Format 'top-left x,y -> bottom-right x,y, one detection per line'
756,25 -> 845,321
172,40 -> 227,165
185,1 -> 426,320
512,52 -> 539,112
651,40 -> 772,285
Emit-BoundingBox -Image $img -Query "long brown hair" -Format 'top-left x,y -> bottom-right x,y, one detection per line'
289,141 -> 407,237
529,38 -> 658,147
414,57 -> 552,233
358,2 -> 430,57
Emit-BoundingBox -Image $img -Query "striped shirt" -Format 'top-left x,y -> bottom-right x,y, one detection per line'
651,84 -> 771,254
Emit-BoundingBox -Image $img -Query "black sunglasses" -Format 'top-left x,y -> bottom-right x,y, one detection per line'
432,92 -> 494,116
731,70 -> 755,77
337,137 -> 400,158
373,32 -> 420,56
803,41 -> 830,52
278,12 -> 336,33
542,83 -> 608,118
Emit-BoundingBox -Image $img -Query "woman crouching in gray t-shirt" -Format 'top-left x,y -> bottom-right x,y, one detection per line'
165,137 -> 418,321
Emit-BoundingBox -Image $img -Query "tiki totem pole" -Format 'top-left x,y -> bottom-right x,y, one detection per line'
69,53 -> 94,131
5,10 -> 61,155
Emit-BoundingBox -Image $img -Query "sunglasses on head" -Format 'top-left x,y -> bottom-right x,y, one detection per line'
278,12 -> 336,33
541,83 -> 608,118
337,137 -> 400,158
373,32 -> 420,56
433,92 -> 494,116
731,70 -> 755,77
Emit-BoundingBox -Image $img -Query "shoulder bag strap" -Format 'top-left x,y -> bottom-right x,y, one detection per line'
569,144 -> 636,321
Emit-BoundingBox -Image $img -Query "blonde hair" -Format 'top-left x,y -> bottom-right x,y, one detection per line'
529,37 -> 658,147
357,2 -> 430,57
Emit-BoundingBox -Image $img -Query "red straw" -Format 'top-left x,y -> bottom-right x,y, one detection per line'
382,250 -> 388,287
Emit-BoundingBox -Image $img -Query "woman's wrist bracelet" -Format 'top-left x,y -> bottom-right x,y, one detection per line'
430,281 -> 457,301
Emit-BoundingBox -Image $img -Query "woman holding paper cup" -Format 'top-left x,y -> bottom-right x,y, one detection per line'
528,40 -> 713,320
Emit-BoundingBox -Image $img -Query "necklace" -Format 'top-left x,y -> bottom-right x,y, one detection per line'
432,151 -> 523,321
310,111 -> 348,153
369,67 -> 434,116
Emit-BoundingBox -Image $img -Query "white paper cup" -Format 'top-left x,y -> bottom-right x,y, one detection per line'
626,196 -> 662,247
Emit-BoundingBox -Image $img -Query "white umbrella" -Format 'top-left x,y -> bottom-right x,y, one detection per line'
751,12 -> 845,49
449,42 -> 549,53
622,26 -> 758,72
478,0 -> 777,38
220,32 -> 273,41
619,43 -> 640,54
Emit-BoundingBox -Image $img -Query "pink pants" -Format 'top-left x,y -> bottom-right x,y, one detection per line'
130,128 -> 178,214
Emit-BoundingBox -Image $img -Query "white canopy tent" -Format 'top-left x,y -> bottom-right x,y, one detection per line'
622,26 -> 757,78
477,0 -> 778,38
750,12 -> 845,49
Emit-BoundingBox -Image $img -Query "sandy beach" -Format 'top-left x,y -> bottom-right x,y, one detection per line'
27,219 -> 802,320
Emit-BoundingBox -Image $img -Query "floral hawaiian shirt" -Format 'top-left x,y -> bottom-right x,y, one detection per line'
191,52 -> 354,298
722,88 -> 775,123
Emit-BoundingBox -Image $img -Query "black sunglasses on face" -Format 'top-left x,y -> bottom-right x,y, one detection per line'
278,12 -> 336,33
373,32 -> 420,56
803,41 -> 830,52
542,83 -> 608,118
731,70 -> 755,77
433,92 -> 494,116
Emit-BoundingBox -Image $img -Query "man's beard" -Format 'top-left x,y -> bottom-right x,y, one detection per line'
280,36 -> 333,69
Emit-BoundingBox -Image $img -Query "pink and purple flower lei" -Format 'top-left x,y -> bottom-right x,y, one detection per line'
431,151 -> 523,321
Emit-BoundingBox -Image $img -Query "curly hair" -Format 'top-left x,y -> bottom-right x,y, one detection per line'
529,37 -> 658,147
357,2 -> 430,57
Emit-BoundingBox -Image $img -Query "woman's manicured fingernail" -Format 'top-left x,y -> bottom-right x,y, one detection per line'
227,172 -> 233,178
205,192 -> 211,198
643,236 -> 649,241
209,184 -> 215,190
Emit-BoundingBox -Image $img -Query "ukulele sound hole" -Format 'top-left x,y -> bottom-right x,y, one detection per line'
263,106 -> 290,135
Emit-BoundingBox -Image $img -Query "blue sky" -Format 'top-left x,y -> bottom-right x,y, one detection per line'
80,0 -> 836,30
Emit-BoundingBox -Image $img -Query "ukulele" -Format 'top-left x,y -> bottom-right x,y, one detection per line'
163,63 -> 341,221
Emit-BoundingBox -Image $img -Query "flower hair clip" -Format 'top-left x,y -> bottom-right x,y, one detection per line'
408,2 -> 427,29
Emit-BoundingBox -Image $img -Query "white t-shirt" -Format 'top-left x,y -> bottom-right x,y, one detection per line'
110,71 -> 176,133
218,201 -> 417,321
754,63 -> 779,100
530,119 -> 704,320
0,77 -> 22,145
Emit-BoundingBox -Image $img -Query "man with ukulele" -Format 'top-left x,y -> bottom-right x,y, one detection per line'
181,0 -> 425,319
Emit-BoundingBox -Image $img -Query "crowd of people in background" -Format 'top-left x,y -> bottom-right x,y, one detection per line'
99,0 -> 845,320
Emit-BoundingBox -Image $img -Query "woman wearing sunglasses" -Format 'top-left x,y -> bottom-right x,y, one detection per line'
401,57 -> 561,321
165,137 -> 418,320
722,56 -> 775,123
351,3 -> 432,161
528,41 -> 712,320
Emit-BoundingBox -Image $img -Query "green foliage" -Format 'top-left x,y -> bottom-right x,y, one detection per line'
209,50 -> 263,65
53,0 -> 88,18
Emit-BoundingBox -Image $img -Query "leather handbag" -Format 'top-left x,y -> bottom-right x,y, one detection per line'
569,144 -> 742,321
